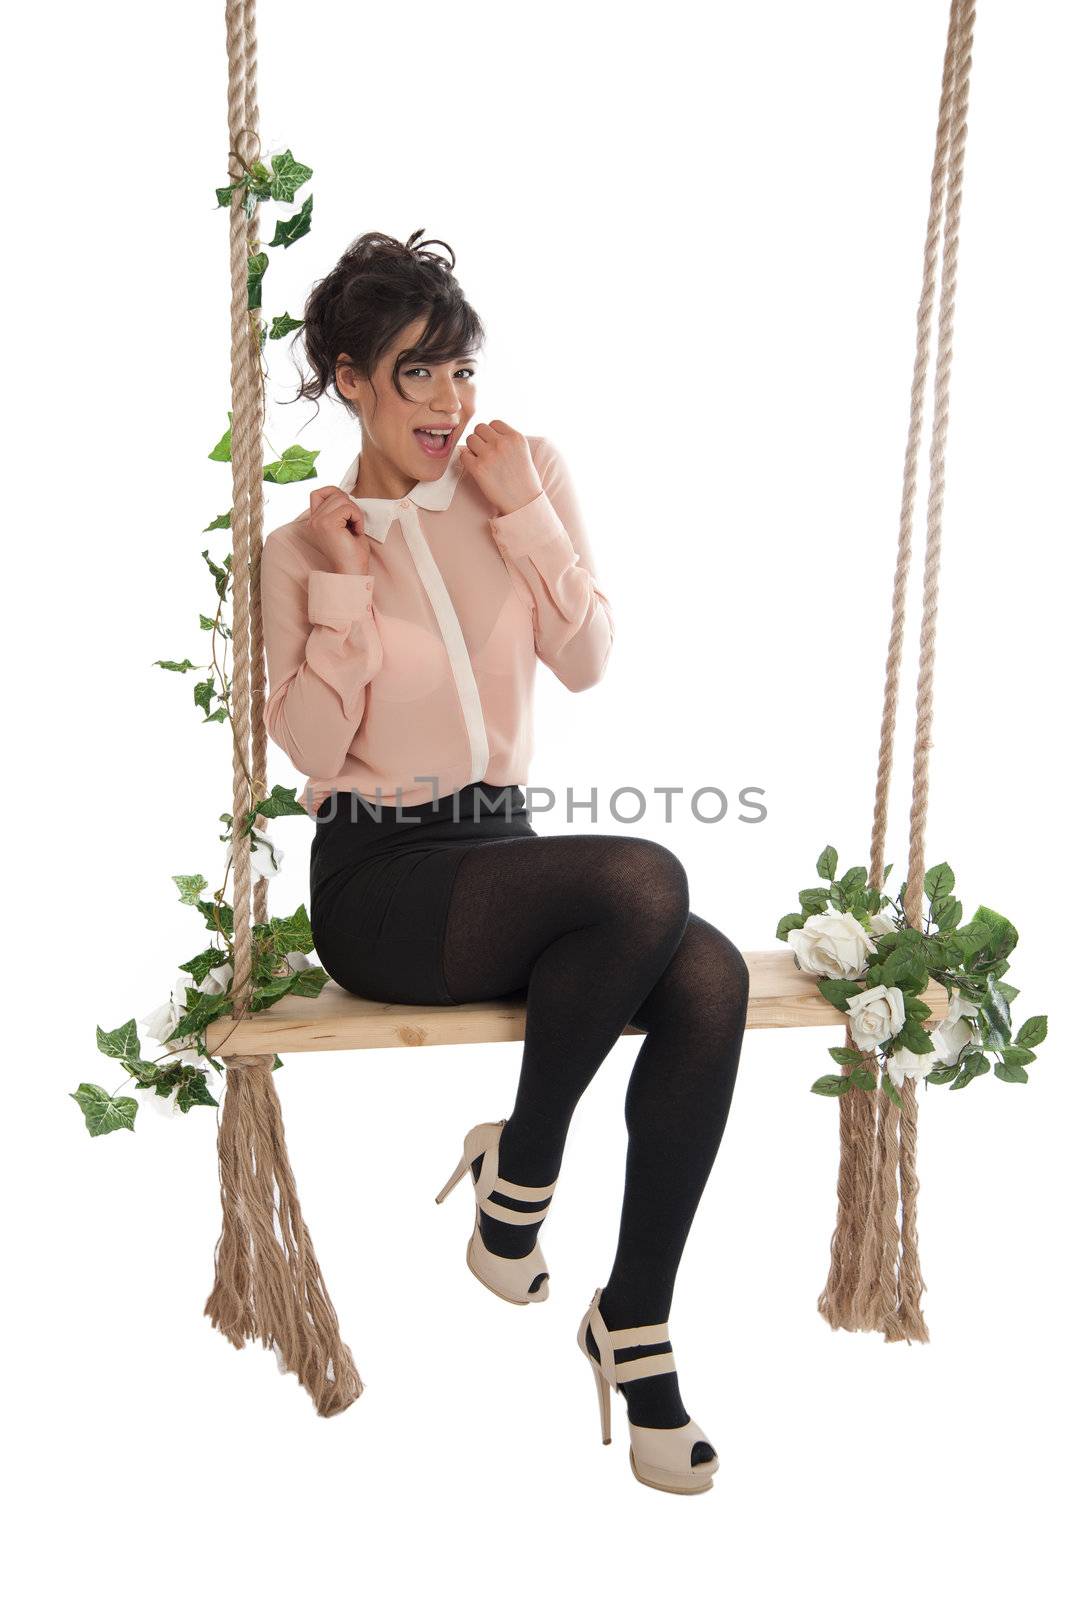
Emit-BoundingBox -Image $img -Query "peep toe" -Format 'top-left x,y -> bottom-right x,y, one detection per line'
577,1286 -> 720,1495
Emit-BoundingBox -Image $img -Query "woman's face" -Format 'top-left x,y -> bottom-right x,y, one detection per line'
336,316 -> 478,481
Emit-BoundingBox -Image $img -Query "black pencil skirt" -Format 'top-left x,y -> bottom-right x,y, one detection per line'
309,782 -> 537,1006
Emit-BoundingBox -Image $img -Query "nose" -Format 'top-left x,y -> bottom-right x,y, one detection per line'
430,373 -> 465,415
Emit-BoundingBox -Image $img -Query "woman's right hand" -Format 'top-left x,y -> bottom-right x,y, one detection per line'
302,486 -> 371,577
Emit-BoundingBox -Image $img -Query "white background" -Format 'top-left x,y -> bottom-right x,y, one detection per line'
5,1 -> 1062,1594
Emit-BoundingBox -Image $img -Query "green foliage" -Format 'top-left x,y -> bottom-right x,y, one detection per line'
80,137 -> 334,1135
778,845 -> 1048,1107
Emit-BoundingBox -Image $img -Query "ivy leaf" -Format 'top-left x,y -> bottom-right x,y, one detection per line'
250,784 -> 307,821
269,311 -> 305,339
251,964 -> 329,1011
193,676 -> 217,714
815,846 -> 838,882
247,251 -> 269,309
197,897 -> 234,937
155,658 -> 197,673
269,150 -> 313,203
203,510 -> 232,531
175,1072 -> 220,1113
263,444 -> 320,484
71,1084 -> 138,1137
811,1074 -> 851,1097
96,1019 -> 142,1063
202,549 -> 231,600
268,193 -> 313,249
208,413 -> 233,462
174,874 -> 209,906
180,947 -> 232,985
1015,1015 -> 1047,1049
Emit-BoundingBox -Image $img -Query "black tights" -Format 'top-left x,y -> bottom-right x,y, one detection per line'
441,834 -> 750,1427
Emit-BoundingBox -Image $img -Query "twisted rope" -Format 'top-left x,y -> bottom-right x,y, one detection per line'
820,0 -> 978,1341
204,0 -> 362,1414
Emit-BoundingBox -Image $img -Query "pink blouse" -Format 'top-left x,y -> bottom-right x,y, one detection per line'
260,434 -> 615,816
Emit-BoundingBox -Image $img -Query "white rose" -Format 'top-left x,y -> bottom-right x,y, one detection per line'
869,911 -> 898,937
226,833 -> 283,881
930,993 -> 981,1067
197,960 -> 233,997
886,1044 -> 938,1091
845,983 -> 907,1050
787,910 -> 878,980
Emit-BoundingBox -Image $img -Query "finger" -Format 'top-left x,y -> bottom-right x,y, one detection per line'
487,419 -> 515,435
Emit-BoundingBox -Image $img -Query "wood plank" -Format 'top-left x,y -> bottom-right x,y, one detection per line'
204,948 -> 954,1057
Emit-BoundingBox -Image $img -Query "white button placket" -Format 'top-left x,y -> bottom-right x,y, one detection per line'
396,502 -> 490,785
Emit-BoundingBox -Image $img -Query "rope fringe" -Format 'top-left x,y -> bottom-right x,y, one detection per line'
204,1056 -> 363,1416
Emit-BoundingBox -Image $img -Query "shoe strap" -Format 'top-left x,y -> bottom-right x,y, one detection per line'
586,1290 -> 673,1392
491,1174 -> 557,1201
606,1317 -> 670,1345
478,1195 -> 552,1225
614,1351 -> 676,1383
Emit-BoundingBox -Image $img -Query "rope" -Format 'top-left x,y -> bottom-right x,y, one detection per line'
205,0 -> 363,1415
820,0 -> 978,1342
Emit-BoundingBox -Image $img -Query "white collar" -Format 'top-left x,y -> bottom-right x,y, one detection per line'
338,445 -> 465,542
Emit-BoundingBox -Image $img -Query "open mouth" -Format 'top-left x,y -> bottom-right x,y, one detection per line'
413,425 -> 457,458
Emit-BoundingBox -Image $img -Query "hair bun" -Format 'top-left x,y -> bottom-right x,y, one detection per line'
403,228 -> 456,272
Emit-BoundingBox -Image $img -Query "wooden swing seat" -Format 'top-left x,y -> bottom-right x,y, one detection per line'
204,947 -> 952,1055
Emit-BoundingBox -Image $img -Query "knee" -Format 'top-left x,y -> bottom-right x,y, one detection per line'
671,919 -> 750,1023
609,839 -> 690,942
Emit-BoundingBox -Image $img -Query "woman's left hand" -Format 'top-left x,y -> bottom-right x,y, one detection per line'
459,421 -> 543,517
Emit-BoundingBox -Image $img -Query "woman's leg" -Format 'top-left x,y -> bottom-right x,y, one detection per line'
593,910 -> 749,1425
440,834 -> 750,1427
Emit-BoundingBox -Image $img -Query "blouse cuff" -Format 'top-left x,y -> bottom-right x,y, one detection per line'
489,490 -> 573,557
307,571 -> 375,629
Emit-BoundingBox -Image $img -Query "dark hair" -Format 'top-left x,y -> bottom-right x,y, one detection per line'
289,228 -> 485,421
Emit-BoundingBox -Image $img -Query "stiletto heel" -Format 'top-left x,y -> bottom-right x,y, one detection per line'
590,1351 -> 612,1444
577,1286 -> 720,1495
434,1150 -> 470,1204
435,1119 -> 556,1305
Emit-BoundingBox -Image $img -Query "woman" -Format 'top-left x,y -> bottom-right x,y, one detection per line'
261,229 -> 750,1495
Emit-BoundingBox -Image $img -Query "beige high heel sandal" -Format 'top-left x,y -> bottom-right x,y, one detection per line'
577,1286 -> 720,1495
435,1119 -> 556,1305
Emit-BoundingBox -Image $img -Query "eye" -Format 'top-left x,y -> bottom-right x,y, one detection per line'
402,365 -> 477,379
